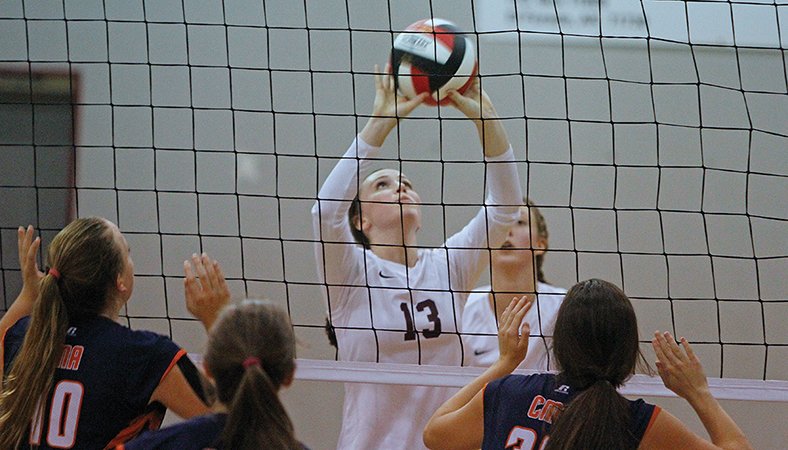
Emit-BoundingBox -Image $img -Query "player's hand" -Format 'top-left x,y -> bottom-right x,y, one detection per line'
445,77 -> 497,122
495,296 -> 533,372
371,63 -> 429,119
18,225 -> 44,295
361,64 -> 429,147
184,253 -> 231,331
652,331 -> 710,402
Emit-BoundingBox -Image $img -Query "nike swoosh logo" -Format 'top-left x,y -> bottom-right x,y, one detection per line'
474,349 -> 492,356
379,270 -> 395,279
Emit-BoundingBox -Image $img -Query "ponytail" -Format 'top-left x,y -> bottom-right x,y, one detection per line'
222,365 -> 300,450
206,301 -> 300,450
547,279 -> 651,450
0,276 -> 69,448
545,380 -> 634,450
0,217 -> 122,448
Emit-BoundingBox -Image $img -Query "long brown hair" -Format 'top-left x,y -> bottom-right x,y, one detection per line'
205,300 -> 300,450
524,197 -> 548,283
0,217 -> 123,448
545,279 -> 648,450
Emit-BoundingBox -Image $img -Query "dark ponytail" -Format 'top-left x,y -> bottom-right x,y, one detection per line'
545,279 -> 649,450
205,300 -> 300,450
545,380 -> 634,449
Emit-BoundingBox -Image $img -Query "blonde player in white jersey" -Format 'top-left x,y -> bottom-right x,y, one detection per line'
461,198 -> 566,370
311,66 -> 522,450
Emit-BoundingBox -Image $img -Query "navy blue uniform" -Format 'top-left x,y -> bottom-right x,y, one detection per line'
482,373 -> 660,450
120,413 -> 311,450
2,316 -> 192,450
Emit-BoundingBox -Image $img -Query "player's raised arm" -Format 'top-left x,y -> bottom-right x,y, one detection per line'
446,77 -> 509,158
424,296 -> 532,450
637,332 -> 754,450
0,226 -> 44,338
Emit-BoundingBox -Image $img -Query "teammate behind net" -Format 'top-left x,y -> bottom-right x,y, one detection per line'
462,197 -> 567,370
312,66 -> 522,449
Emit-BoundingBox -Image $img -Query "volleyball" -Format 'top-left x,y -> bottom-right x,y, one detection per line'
390,18 -> 477,105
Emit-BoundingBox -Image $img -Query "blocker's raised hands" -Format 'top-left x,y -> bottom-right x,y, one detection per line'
496,295 -> 533,373
184,252 -> 231,331
652,331 -> 709,401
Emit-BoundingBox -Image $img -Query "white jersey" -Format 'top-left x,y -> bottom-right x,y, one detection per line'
312,135 -> 521,450
461,282 -> 567,370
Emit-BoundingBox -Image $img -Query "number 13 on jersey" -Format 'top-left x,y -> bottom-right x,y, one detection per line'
399,299 -> 442,341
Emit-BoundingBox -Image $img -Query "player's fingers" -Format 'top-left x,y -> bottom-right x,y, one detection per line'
183,260 -> 199,298
652,332 -> 671,365
662,331 -> 687,362
213,259 -> 230,295
192,253 -> 207,280
27,236 -> 41,268
500,297 -> 518,330
373,64 -> 382,90
17,226 -> 32,260
519,321 -> 531,342
679,337 -> 698,362
201,253 -> 217,288
510,296 -> 529,325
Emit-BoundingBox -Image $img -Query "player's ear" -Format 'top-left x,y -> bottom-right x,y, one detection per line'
116,273 -> 129,294
533,235 -> 548,256
281,364 -> 296,388
359,214 -> 372,233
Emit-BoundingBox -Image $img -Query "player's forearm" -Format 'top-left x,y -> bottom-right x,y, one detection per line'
484,147 -> 522,243
359,116 -> 396,147
431,361 -> 511,420
0,288 -> 36,336
475,104 -> 509,157
686,391 -> 753,450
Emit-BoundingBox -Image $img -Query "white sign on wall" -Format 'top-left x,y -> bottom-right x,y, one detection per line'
475,0 -> 786,48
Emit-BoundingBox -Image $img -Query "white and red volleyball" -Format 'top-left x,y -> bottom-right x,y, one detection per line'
390,18 -> 477,106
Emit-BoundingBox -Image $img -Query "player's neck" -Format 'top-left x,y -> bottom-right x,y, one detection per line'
369,228 -> 419,267
489,262 -> 537,321
100,295 -> 124,322
371,244 -> 419,267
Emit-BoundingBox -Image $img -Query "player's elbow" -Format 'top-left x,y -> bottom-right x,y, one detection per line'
423,421 -> 458,450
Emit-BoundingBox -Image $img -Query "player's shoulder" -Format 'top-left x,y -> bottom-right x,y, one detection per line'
490,372 -> 555,393
105,320 -> 179,356
5,315 -> 32,340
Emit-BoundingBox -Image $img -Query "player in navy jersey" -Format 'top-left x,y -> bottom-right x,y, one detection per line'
424,279 -> 753,450
0,218 -> 230,449
121,300 -> 310,450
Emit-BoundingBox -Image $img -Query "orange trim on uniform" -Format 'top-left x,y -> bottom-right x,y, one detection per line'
104,349 -> 187,449
159,348 -> 187,385
115,446 -> 125,450
103,409 -> 164,449
643,405 -> 662,437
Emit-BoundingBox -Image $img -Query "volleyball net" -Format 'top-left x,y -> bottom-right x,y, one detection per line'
0,0 -> 786,400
